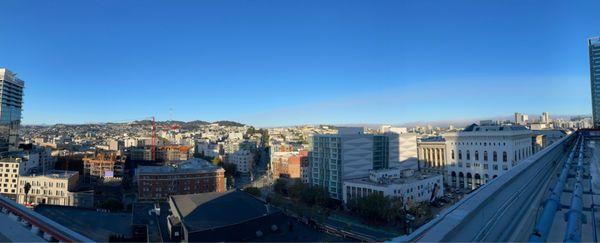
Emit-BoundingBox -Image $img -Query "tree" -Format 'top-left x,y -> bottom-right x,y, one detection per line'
243,187 -> 262,197
211,156 -> 222,166
23,182 -> 31,204
350,193 -> 400,223
274,179 -> 288,195
221,163 -> 238,177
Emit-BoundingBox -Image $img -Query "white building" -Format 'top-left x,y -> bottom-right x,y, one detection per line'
514,112 -> 529,125
195,140 -> 220,158
16,170 -> 92,208
342,168 -> 443,207
443,124 -> 533,190
381,126 -> 418,165
540,112 -> 550,124
227,149 -> 254,174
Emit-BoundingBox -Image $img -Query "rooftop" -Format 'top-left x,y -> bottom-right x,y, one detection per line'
35,205 -> 132,242
23,170 -> 78,179
170,190 -> 280,232
137,158 -> 223,174
347,170 -> 441,186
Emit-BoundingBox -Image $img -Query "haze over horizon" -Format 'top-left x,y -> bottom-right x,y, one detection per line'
2,0 -> 599,127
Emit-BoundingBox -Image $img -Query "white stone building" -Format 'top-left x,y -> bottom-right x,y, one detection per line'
342,168 -> 443,207
443,124 -> 533,189
16,170 -> 91,207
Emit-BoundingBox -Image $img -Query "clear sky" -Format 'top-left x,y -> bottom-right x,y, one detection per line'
1,0 -> 599,127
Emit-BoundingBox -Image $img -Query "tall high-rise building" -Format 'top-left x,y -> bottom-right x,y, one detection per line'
0,68 -> 24,156
540,112 -> 550,124
589,37 -> 600,128
310,127 -> 390,200
514,112 -> 529,125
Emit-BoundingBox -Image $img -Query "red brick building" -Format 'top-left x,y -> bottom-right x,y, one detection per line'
271,150 -> 308,179
136,158 -> 225,201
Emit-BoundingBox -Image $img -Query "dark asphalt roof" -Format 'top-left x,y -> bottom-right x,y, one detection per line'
35,205 -> 132,242
171,190 -> 280,232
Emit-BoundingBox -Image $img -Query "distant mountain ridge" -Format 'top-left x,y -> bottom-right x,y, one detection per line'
22,120 -> 246,127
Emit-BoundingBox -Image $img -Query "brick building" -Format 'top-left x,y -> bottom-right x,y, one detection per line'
136,158 -> 225,201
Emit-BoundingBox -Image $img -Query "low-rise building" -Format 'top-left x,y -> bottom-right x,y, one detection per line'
83,153 -> 125,182
136,158 -> 226,201
342,168 -> 443,207
157,145 -> 191,163
16,170 -> 92,208
226,149 -> 254,174
167,190 -> 285,242
271,150 -> 308,179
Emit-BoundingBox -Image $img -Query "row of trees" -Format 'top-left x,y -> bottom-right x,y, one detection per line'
347,193 -> 431,225
273,179 -> 339,209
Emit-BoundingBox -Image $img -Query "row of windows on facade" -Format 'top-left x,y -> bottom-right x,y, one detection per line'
18,188 -> 66,197
451,163 -> 510,171
19,180 -> 67,188
2,183 -> 16,188
0,163 -> 18,168
448,148 -> 531,162
142,185 -> 214,192
142,179 -> 213,185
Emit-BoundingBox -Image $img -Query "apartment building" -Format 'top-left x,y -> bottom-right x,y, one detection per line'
136,158 -> 226,201
310,127 -> 390,200
16,170 -> 92,208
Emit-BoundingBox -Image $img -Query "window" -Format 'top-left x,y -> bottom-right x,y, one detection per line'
467,150 -> 471,160
484,151 -> 488,161
493,151 -> 498,162
451,150 -> 455,160
458,150 -> 462,160
503,152 -> 507,162
475,151 -> 479,161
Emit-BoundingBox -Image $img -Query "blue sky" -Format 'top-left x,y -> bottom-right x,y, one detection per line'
1,0 -> 599,127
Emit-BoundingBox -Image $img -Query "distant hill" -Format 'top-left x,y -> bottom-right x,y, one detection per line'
212,120 -> 245,127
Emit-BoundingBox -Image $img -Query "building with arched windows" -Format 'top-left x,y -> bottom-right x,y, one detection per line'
443,124 -> 533,190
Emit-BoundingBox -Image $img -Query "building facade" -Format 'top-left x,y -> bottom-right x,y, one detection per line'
226,149 -> 254,174
342,168 -> 443,207
443,124 -> 533,190
136,158 -> 226,201
590,37 -> 600,128
0,68 -> 24,156
417,137 -> 447,169
82,153 -> 125,182
310,127 -> 390,200
16,171 -> 91,208
270,150 -> 307,179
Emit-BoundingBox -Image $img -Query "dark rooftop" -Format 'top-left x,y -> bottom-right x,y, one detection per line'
35,205 -> 132,242
170,190 -> 280,232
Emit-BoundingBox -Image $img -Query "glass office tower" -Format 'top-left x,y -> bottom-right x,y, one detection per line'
590,37 -> 600,128
0,68 -> 24,156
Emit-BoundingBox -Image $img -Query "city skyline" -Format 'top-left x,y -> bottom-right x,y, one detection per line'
1,1 -> 599,127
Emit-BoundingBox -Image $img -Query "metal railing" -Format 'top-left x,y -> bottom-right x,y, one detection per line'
529,135 -> 581,242
392,133 -> 576,242
0,195 -> 93,242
